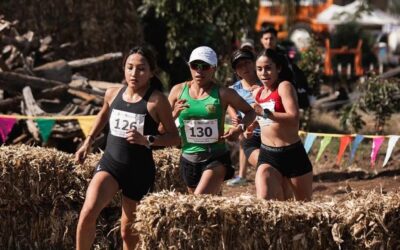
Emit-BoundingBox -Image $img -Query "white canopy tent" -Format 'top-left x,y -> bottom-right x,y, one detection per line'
316,0 -> 400,26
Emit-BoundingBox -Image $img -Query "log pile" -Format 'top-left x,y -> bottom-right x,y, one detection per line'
0,17 -> 123,147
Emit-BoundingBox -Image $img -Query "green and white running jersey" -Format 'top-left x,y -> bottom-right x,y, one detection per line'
177,82 -> 226,154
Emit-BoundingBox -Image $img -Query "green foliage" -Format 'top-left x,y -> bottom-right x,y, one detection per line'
297,36 -> 324,131
339,103 -> 365,133
340,75 -> 400,134
139,0 -> 259,84
297,35 -> 323,95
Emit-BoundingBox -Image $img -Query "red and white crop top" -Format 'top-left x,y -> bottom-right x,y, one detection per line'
255,86 -> 286,113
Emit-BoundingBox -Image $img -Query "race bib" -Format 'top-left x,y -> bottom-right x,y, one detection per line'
109,109 -> 145,138
184,119 -> 219,144
257,101 -> 275,127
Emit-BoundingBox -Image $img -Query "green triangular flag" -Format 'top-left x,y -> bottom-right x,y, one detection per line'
316,136 -> 332,162
35,118 -> 56,143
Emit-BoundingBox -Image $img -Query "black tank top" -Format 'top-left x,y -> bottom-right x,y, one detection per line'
104,86 -> 159,164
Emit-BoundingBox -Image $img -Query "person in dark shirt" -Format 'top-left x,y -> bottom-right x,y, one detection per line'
74,46 -> 180,250
259,26 -> 310,110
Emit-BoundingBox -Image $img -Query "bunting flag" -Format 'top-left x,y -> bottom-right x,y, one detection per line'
316,136 -> 332,162
224,124 -> 233,133
35,118 -> 56,143
0,114 -> 399,166
336,135 -> 352,165
304,133 -> 317,153
0,117 -> 17,143
383,136 -> 399,167
77,117 -> 96,137
370,137 -> 385,167
349,134 -> 364,164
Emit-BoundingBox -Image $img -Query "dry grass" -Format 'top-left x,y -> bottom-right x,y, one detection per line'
135,191 -> 400,249
0,145 -> 183,249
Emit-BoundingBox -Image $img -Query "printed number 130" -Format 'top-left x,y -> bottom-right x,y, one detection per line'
189,127 -> 212,137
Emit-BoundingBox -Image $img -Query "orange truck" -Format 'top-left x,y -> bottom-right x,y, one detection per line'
255,0 -> 333,49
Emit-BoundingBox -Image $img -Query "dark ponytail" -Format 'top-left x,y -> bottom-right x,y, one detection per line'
257,48 -> 293,83
123,46 -> 164,92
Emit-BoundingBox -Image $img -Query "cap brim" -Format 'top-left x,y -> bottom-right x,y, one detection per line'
240,43 -> 254,49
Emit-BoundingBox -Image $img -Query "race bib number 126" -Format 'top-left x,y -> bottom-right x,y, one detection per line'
109,109 -> 145,138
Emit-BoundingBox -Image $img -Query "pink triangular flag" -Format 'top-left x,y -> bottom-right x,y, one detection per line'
0,117 -> 17,143
370,137 -> 385,167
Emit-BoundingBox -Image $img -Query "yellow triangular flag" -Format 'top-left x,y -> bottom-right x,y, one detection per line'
77,116 -> 96,137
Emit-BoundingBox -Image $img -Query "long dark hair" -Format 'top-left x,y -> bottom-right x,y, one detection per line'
122,46 -> 164,92
256,48 -> 293,83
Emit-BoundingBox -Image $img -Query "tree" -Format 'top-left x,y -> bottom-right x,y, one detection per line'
139,0 -> 258,85
297,35 -> 324,130
340,75 -> 400,134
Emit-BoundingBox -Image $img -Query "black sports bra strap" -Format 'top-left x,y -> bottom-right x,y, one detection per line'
117,86 -> 127,99
142,86 -> 154,101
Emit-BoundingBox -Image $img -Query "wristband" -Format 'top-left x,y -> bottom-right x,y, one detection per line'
146,135 -> 156,148
262,109 -> 272,119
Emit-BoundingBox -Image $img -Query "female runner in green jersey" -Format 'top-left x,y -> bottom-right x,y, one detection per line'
168,46 -> 256,194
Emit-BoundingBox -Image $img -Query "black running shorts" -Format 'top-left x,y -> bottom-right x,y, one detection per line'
257,141 -> 312,178
95,152 -> 155,201
179,151 -> 234,188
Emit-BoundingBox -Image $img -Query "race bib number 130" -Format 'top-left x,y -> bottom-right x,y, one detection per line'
184,119 -> 218,144
110,109 -> 145,138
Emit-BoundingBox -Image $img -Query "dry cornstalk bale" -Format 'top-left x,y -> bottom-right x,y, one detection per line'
0,145 -> 183,249
0,144 -> 121,249
134,192 -> 337,250
135,191 -> 400,250
153,147 -> 186,193
333,191 -> 400,249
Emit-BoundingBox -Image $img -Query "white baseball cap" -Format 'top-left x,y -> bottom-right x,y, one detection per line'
189,46 -> 217,66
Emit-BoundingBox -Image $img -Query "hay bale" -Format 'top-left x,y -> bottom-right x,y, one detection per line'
153,148 -> 186,193
0,144 -> 119,249
0,145 -> 183,249
334,191 -> 400,249
135,191 -> 400,250
135,192 -> 336,249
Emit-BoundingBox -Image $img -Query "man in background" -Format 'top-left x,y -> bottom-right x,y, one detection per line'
259,26 -> 310,110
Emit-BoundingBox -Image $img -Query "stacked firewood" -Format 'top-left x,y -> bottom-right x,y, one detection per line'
0,17 -> 123,146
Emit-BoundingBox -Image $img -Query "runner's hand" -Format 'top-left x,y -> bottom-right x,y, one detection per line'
253,103 -> 264,116
221,126 -> 242,141
231,114 -> 242,126
75,144 -> 90,164
243,121 -> 257,139
126,129 -> 147,146
172,99 -> 189,118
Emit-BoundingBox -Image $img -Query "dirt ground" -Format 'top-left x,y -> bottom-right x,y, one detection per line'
222,148 -> 400,201
221,111 -> 400,201
223,166 -> 400,202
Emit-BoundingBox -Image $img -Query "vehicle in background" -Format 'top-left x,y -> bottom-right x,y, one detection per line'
255,0 -> 333,50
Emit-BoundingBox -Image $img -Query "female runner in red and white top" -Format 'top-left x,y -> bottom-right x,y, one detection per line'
251,48 -> 313,201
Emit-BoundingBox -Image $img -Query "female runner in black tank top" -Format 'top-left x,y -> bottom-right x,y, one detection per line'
74,47 -> 180,250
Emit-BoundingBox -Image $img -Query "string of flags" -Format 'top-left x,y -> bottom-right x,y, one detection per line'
0,114 -> 399,167
0,114 -> 96,143
300,131 -> 399,167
